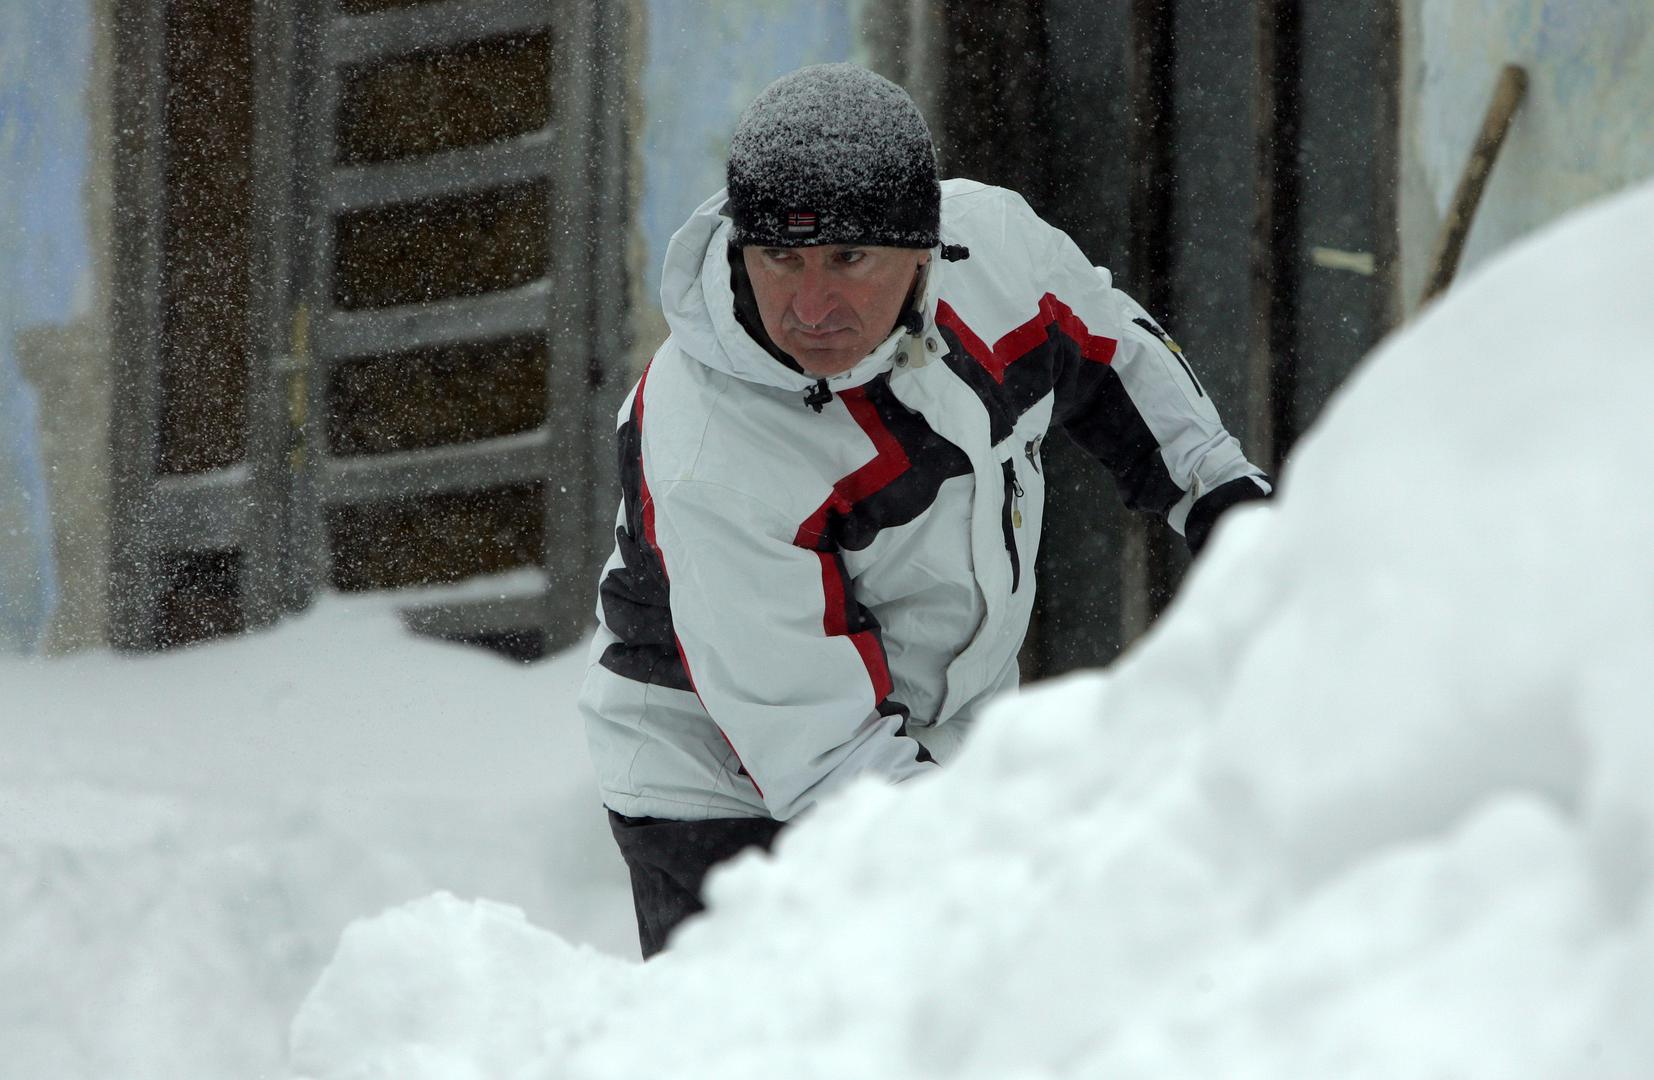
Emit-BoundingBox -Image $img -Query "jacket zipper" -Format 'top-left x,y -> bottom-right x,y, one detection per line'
1131,316 -> 1204,398
1000,459 -> 1022,593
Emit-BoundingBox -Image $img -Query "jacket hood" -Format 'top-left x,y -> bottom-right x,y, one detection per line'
660,188 -> 940,395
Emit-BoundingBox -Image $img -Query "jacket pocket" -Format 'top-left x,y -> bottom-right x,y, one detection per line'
992,392 -> 1052,596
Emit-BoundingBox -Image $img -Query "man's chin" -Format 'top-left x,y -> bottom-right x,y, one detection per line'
788,347 -> 865,378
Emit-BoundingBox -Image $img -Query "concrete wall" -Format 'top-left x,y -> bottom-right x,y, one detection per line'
0,1 -> 106,653
632,0 -> 856,364
0,340 -> 54,652
1400,0 -> 1654,311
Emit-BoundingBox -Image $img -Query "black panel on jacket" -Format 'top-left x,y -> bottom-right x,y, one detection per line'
598,385 -> 693,692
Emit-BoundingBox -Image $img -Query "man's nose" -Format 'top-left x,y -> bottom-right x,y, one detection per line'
790,267 -> 838,326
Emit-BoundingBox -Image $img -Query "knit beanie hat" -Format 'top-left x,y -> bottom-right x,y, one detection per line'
726,64 -> 940,250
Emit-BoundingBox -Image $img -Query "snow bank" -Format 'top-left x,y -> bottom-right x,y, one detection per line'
290,179 -> 1654,1079
0,594 -> 632,1079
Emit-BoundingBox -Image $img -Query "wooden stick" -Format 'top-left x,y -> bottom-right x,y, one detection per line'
1420,64 -> 1528,305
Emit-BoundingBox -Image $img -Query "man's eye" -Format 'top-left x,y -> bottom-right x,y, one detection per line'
837,250 -> 866,265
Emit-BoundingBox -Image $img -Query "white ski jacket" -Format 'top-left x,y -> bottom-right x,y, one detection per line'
580,179 -> 1269,822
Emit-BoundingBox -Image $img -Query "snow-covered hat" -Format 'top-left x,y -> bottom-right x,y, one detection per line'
726,64 -> 940,250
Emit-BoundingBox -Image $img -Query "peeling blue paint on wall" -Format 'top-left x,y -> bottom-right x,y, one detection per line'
1,2 -> 91,651
1409,0 -> 1654,301
1,4 -> 92,328
0,342 -> 56,652
640,0 -> 854,302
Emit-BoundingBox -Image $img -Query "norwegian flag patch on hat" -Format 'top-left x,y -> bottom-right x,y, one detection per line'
786,210 -> 819,236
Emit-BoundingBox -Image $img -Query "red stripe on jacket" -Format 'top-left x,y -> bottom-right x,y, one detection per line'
635,364 -> 664,565
936,293 -> 1117,383
794,386 -> 911,549
792,385 -> 899,703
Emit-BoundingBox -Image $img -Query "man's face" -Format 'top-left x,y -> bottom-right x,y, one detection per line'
742,244 -> 930,377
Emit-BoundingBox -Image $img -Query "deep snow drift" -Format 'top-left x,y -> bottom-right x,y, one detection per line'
0,589 -> 633,1079
291,178 -> 1654,1080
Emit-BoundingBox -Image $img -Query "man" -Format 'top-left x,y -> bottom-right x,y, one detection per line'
580,64 -> 1270,957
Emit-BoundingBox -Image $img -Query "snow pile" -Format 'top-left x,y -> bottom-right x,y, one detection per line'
291,180 -> 1654,1079
0,595 -> 632,1079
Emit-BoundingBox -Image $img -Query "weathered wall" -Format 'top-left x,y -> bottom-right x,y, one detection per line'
1,0 -> 107,653
1400,0 -> 1654,311
632,0 -> 856,372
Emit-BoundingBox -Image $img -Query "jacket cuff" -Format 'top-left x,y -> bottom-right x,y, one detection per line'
1185,475 -> 1272,556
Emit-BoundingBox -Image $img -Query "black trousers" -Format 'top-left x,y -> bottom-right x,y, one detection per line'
607,810 -> 786,958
